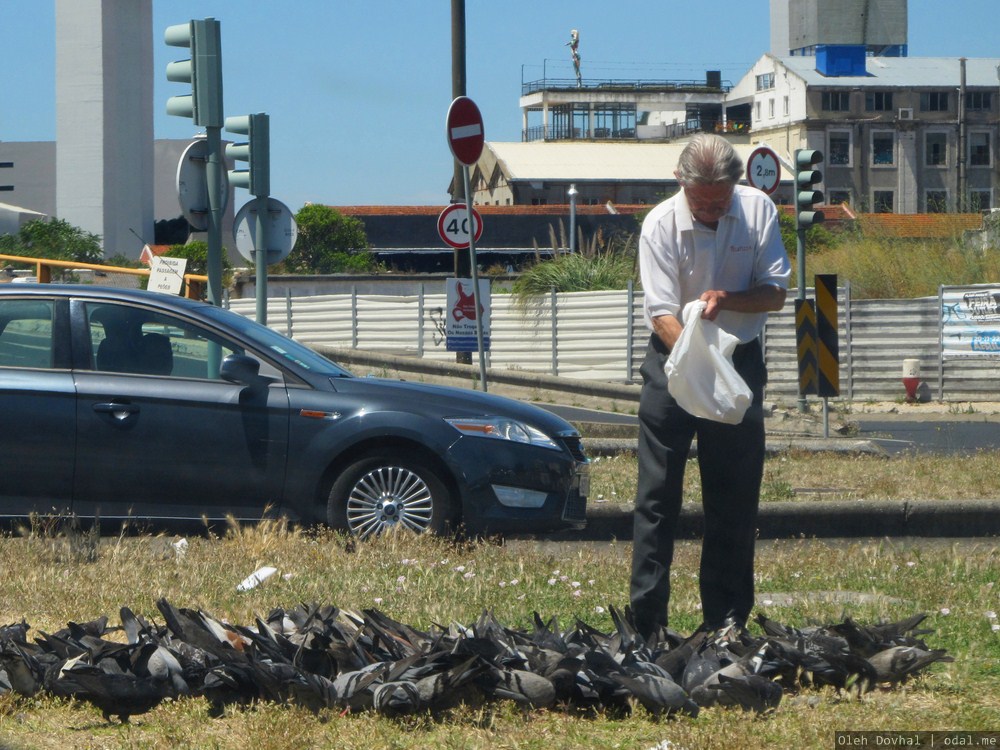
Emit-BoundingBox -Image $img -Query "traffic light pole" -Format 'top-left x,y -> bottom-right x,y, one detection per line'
255,195 -> 268,325
205,125 -> 225,308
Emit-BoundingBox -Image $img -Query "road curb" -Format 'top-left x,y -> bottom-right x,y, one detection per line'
569,498 -> 1000,541
583,437 -> 891,457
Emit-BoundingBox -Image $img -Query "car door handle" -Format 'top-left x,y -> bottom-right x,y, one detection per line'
93,402 -> 140,421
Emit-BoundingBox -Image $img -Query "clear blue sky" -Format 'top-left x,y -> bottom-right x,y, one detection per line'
2,1 -> 999,211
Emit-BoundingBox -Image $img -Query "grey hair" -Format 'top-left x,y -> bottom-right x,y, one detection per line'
675,134 -> 744,186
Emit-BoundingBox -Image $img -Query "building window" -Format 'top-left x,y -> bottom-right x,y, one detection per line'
754,101 -> 761,120
873,191 -> 894,213
783,96 -> 789,116
828,130 -> 852,166
755,73 -> 775,91
925,132 -> 948,166
969,131 -> 991,167
768,99 -> 775,118
821,91 -> 851,112
926,190 -> 948,213
920,91 -> 949,112
828,190 -> 852,207
865,91 -> 894,112
968,190 -> 992,212
966,91 -> 993,111
872,132 -> 895,166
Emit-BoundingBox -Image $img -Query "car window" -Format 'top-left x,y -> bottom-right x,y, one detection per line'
86,302 -> 243,379
0,299 -> 55,369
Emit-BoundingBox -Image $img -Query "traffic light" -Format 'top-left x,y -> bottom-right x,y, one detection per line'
225,114 -> 270,197
795,149 -> 825,229
164,18 -> 224,128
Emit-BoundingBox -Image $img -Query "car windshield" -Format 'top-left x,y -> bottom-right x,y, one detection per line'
203,305 -> 354,378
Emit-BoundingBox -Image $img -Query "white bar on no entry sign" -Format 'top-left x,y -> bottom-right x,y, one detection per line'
451,124 -> 482,140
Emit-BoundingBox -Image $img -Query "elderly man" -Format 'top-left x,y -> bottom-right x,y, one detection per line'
630,134 -> 792,639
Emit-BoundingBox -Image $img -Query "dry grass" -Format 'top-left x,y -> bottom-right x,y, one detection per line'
0,517 -> 998,748
588,450 -> 1000,506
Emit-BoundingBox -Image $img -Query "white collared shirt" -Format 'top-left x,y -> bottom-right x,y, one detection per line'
639,184 -> 791,342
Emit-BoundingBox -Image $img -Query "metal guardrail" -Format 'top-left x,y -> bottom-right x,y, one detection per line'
0,253 -> 209,299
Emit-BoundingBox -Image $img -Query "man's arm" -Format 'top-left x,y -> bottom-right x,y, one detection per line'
651,313 -> 684,350
699,284 -> 787,321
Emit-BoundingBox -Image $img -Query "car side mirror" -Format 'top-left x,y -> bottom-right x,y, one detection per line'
220,353 -> 267,389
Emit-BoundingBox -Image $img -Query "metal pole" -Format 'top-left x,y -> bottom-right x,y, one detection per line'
205,124 -> 224,377
568,183 -> 578,253
451,0 -> 471,365
254,195 -> 268,325
205,125 -> 224,307
462,166 -> 488,392
796,226 -> 807,412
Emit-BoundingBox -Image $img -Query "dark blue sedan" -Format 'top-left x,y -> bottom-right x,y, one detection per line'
0,285 -> 588,537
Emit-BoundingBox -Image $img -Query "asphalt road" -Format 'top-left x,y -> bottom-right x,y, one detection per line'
854,420 -> 1000,455
540,403 -> 1000,456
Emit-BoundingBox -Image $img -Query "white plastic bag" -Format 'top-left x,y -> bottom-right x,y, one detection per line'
664,300 -> 753,424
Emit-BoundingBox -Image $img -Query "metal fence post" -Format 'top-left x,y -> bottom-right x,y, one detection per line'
626,278 -> 635,382
844,281 -> 853,401
550,287 -> 558,376
351,285 -> 358,349
938,284 -> 945,402
418,283 -> 425,358
285,289 -> 293,338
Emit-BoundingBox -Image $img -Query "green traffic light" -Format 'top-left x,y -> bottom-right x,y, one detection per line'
795,149 -> 824,229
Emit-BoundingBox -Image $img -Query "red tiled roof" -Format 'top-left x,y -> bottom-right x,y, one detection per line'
139,244 -> 172,266
857,213 -> 984,239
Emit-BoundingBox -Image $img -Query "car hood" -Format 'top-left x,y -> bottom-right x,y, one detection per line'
327,376 -> 579,436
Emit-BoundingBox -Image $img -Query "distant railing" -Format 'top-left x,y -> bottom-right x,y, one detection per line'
523,119 -> 750,143
521,77 -> 731,96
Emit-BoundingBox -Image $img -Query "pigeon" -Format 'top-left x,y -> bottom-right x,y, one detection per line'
477,665 -> 556,708
54,663 -> 176,723
708,673 -> 783,713
867,645 -> 954,684
608,671 -> 699,718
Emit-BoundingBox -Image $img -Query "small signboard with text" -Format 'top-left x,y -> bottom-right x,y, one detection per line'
445,277 -> 491,352
149,256 -> 188,296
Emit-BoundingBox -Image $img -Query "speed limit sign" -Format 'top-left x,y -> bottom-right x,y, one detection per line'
437,204 -> 484,249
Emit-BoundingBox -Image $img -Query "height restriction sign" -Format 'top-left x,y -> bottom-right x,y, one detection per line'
746,146 -> 781,194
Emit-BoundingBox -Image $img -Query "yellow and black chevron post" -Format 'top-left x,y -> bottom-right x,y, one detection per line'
795,298 -> 818,395
814,274 -> 840,397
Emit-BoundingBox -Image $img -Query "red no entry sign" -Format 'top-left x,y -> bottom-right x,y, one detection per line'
446,97 -> 485,166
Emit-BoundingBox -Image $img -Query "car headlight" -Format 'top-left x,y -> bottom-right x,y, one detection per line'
444,417 -> 562,451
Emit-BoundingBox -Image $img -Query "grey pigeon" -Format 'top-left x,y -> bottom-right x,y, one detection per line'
867,645 -> 954,684
708,673 -> 783,713
609,672 -> 699,718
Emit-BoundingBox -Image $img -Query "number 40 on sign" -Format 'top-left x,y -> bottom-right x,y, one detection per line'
437,203 -> 484,249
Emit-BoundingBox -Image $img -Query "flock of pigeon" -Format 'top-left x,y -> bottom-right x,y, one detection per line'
0,599 -> 953,724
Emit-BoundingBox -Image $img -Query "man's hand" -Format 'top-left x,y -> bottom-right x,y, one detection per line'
699,290 -> 728,321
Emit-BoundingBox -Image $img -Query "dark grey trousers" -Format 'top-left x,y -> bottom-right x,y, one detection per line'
629,332 -> 767,635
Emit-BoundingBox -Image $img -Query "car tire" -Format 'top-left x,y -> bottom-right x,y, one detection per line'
327,452 -> 458,538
